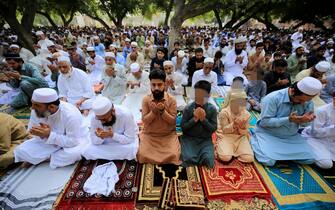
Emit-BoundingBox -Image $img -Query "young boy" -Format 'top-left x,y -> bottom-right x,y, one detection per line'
246,68 -> 267,112
216,90 -> 254,163
180,80 -> 218,168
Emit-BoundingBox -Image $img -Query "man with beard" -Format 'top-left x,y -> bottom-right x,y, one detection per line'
287,45 -> 307,80
3,54 -> 49,108
187,48 -> 205,86
263,59 -> 291,94
224,37 -> 249,86
307,46 -> 326,69
87,47 -> 105,85
82,96 -> 139,160
251,77 -> 323,166
14,88 -> 89,169
295,61 -> 330,109
215,37 -> 231,62
93,36 -> 105,57
137,70 -> 181,165
57,56 -> 95,108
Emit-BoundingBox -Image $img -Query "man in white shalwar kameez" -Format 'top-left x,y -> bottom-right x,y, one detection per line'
163,61 -> 186,110
171,50 -> 189,85
82,96 -> 139,160
87,47 -> 105,85
303,95 -> 335,169
14,88 -> 89,169
224,37 -> 249,86
57,56 -> 95,108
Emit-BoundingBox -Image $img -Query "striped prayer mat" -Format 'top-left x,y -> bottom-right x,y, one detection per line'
0,162 -> 75,210
255,161 -> 335,209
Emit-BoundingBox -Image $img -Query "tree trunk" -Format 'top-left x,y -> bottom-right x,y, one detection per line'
223,11 -> 237,29
231,16 -> 253,30
168,0 -> 185,52
21,0 -> 37,32
163,0 -> 174,27
213,8 -> 222,29
37,11 -> 58,28
85,13 -> 110,29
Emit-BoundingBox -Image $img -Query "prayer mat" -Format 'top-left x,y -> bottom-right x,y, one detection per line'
0,104 -> 31,127
137,164 -> 202,208
54,159 -> 139,210
0,162 -> 75,210
312,165 -> 335,189
255,161 -> 335,209
200,159 -> 273,203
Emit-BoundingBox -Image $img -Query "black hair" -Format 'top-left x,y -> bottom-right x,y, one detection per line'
4,53 -> 23,63
214,50 -> 223,59
273,51 -> 282,57
195,47 -> 203,53
273,59 -> 287,68
46,99 -> 60,107
156,47 -> 166,54
233,76 -> 244,83
256,42 -> 264,48
194,80 -> 211,94
149,69 -> 166,82
174,41 -> 180,46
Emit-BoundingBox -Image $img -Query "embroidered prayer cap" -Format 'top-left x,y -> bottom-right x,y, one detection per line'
163,60 -> 174,67
105,52 -> 115,58
315,61 -> 330,72
57,56 -> 71,64
130,63 -> 140,73
204,57 -> 214,63
297,77 -> 322,96
32,88 -> 58,103
131,42 -> 138,47
80,99 -> 93,110
92,96 -> 113,116
234,37 -> 245,44
87,46 -> 95,52
178,50 -> 185,58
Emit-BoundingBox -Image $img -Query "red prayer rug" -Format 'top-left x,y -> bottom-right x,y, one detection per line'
200,159 -> 273,203
54,159 -> 139,210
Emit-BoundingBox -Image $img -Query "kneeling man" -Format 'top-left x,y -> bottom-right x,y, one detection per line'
14,88 -> 89,169
82,96 -> 139,160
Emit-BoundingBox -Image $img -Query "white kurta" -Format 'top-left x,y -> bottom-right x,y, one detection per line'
171,56 -> 188,85
101,64 -> 127,104
58,67 -> 95,105
37,38 -> 54,50
87,55 -> 105,85
166,71 -> 186,110
302,103 -> 335,164
224,49 -> 249,86
14,101 -> 89,169
82,106 -> 139,161
126,71 -> 150,94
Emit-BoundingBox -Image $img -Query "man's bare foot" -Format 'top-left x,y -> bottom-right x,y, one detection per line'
20,162 -> 32,168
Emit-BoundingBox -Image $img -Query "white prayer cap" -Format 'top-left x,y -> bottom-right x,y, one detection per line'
93,36 -> 99,40
327,39 -> 334,44
204,57 -> 214,64
315,61 -> 330,72
130,63 -> 140,73
46,42 -> 55,48
81,42 -> 88,47
178,50 -> 185,58
293,44 -> 304,52
105,52 -> 115,58
9,44 -> 19,49
57,56 -> 71,64
32,88 -> 58,103
109,44 -> 117,48
35,31 -> 44,36
297,77 -> 322,96
92,96 -> 112,116
234,37 -> 246,44
125,38 -> 131,42
163,60 -> 174,66
80,99 -> 93,110
87,46 -> 95,52
131,42 -> 138,47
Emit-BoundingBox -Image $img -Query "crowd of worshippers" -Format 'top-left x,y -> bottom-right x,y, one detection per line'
0,26 -> 335,172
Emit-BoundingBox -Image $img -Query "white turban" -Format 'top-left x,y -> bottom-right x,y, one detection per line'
234,37 -> 245,44
32,88 -> 58,103
57,56 -> 71,64
297,77 -> 322,96
105,52 -> 115,58
315,61 -> 330,73
87,46 -> 95,52
204,57 -> 214,63
92,96 -> 113,116
163,60 -> 174,67
131,42 -> 138,47
130,63 -> 140,73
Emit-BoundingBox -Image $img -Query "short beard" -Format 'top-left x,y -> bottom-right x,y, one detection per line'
152,90 -> 165,101
36,110 -> 51,118
102,115 -> 116,127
